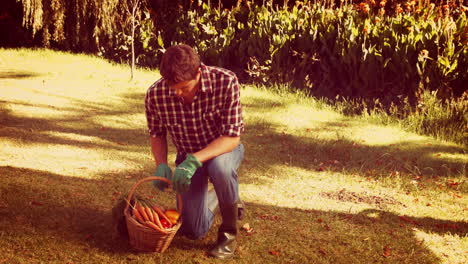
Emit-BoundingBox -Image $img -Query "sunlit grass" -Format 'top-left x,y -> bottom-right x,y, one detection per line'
1,48 -> 467,264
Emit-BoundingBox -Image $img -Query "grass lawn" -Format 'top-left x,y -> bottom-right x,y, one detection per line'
0,48 -> 466,264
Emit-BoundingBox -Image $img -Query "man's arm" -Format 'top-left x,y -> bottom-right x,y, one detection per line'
192,135 -> 240,163
150,136 -> 169,166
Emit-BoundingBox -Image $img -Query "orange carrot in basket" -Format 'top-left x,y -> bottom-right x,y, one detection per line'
144,207 -> 155,222
144,221 -> 164,232
152,205 -> 172,225
136,202 -> 150,222
151,210 -> 165,230
132,207 -> 145,224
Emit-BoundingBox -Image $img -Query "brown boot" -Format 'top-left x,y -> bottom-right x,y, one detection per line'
208,202 -> 238,259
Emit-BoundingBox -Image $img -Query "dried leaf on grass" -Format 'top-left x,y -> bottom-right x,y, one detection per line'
269,249 -> 281,256
30,200 -> 44,206
318,248 -> 327,255
383,246 -> 392,257
258,214 -> 281,221
242,223 -> 255,235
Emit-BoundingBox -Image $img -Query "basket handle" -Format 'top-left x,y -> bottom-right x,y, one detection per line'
124,176 -> 183,214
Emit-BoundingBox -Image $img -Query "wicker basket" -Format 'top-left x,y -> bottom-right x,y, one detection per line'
124,176 -> 183,253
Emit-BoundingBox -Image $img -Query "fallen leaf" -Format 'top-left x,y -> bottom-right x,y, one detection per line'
447,181 -> 462,187
269,250 -> 280,256
383,246 -> 392,257
258,214 -> 280,221
317,218 -> 323,223
242,223 -> 255,234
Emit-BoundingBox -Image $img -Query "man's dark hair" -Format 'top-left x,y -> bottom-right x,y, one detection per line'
160,44 -> 201,84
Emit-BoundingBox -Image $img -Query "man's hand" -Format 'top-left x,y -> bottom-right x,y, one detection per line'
173,154 -> 202,193
152,164 -> 173,190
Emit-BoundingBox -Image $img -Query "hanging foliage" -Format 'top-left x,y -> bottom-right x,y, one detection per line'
18,0 -> 43,36
16,0 -> 138,51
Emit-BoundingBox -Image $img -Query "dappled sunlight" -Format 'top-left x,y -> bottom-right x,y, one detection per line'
437,152 -> 468,164
272,104 -> 342,130
352,124 -> 432,146
241,165 -> 403,214
0,140 -> 140,179
1,86 -> 73,107
92,113 -> 146,129
5,102 -> 76,118
43,131 -> 120,145
413,228 -> 468,264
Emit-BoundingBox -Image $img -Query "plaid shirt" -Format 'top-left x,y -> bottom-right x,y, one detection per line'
145,64 -> 244,154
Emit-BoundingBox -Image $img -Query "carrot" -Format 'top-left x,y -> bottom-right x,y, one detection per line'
132,207 -> 145,225
144,221 -> 168,234
136,202 -> 150,222
151,210 -> 165,230
145,207 -> 155,223
152,205 -> 172,225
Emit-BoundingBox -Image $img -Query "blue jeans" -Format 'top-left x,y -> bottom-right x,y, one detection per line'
176,143 -> 244,239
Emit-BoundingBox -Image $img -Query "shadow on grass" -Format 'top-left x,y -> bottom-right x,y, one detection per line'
2,165 -> 465,263
0,70 -> 43,79
0,166 -> 179,256
0,92 -> 148,150
0,167 -> 125,253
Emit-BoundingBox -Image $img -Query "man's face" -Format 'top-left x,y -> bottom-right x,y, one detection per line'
170,71 -> 201,97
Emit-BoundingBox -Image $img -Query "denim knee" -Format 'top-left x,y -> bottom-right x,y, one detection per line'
207,156 -> 237,182
205,145 -> 243,204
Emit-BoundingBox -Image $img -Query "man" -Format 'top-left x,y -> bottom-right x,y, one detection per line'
145,44 -> 245,259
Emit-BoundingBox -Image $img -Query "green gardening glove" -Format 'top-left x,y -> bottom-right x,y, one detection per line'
152,164 -> 173,191
172,154 -> 202,193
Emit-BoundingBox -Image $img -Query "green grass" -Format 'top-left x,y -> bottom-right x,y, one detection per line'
0,48 -> 467,264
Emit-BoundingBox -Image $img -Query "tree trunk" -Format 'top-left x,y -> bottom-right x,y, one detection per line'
130,0 -> 139,81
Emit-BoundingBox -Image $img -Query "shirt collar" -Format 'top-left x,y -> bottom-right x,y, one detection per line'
199,63 -> 212,93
